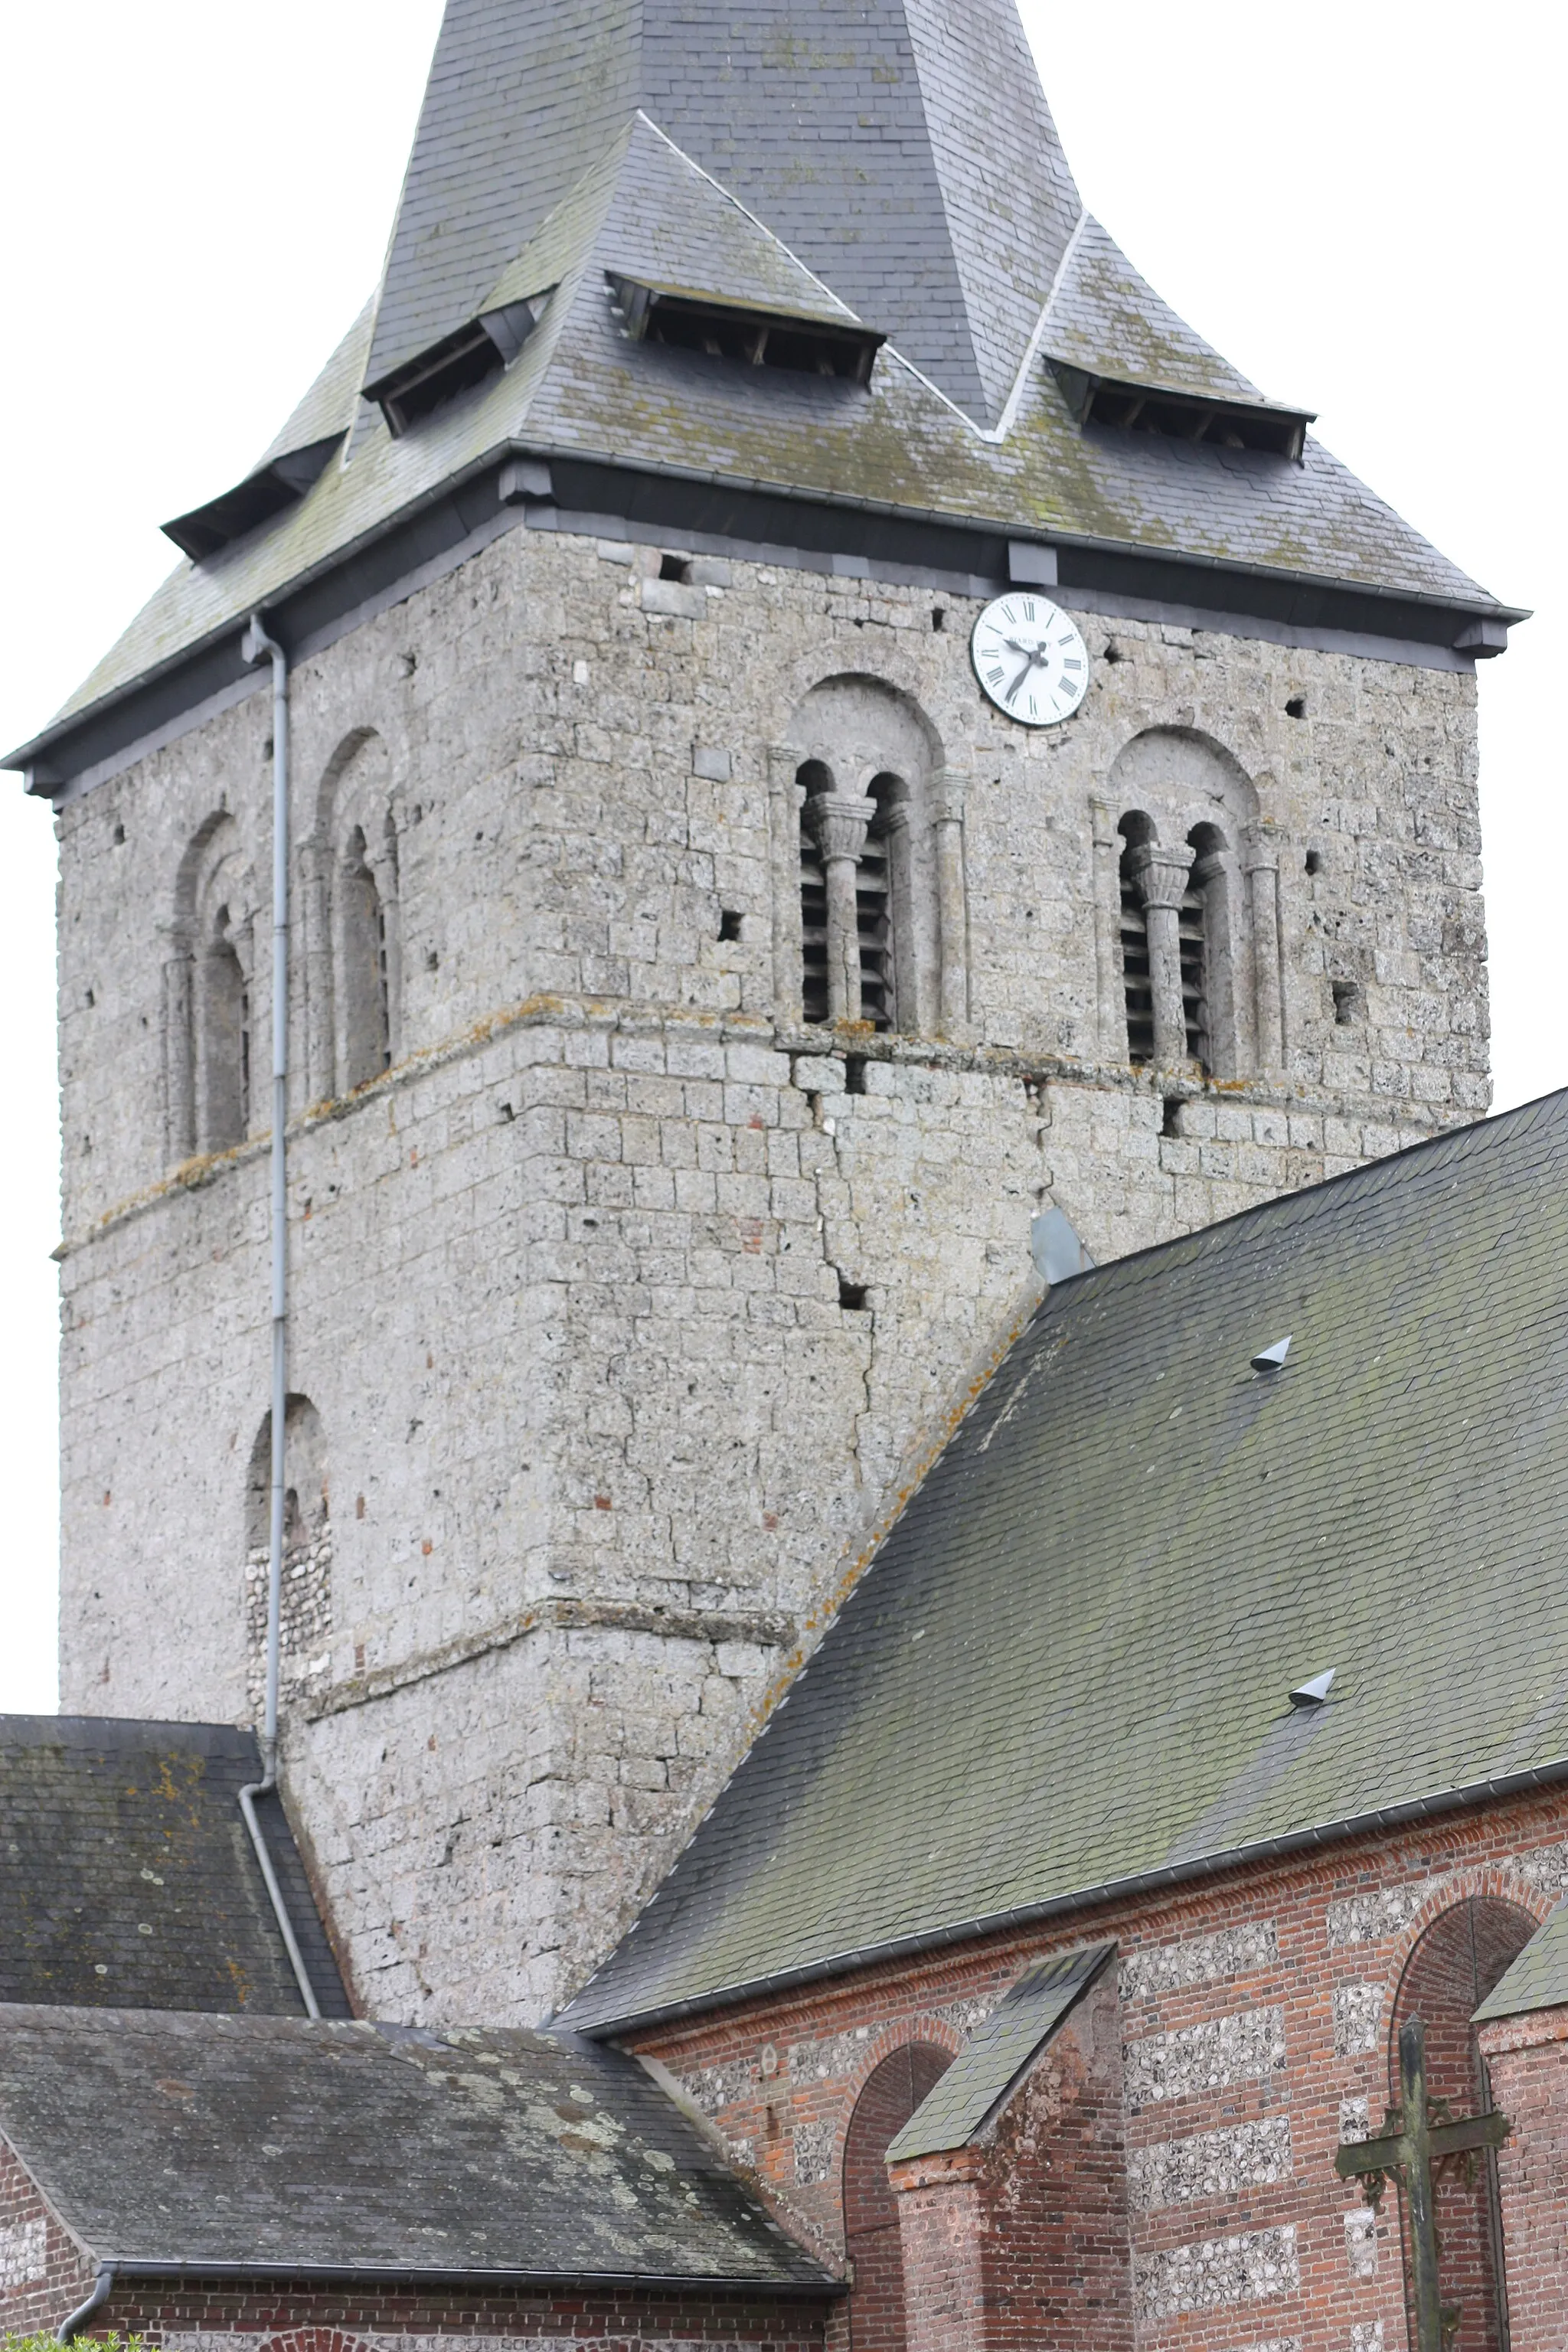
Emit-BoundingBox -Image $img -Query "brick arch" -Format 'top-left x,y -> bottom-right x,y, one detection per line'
1383,1862 -> 1557,1992
1387,1891 -> 1540,2352
842,2036 -> 956,2352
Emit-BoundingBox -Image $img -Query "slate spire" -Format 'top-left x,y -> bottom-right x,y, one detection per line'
367,0 -> 1083,427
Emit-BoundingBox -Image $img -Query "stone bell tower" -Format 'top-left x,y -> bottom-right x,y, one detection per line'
8,0 -> 1515,2023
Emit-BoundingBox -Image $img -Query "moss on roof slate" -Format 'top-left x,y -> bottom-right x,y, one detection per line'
563,1092 -> 1568,2031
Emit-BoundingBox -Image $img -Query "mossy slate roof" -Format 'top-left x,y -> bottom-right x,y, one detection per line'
0,2007 -> 831,2288
564,1091 -> 1568,2032
1473,1900 -> 1568,2025
0,1717 -> 348,2017
24,0 -> 1510,756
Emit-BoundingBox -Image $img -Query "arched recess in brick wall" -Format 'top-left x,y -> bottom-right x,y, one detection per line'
777,677 -> 968,1038
1388,1895 -> 1537,2352
842,2040 -> 952,2352
243,1393 -> 332,1717
1099,727 -> 1279,1080
166,810 -> 259,1160
305,728 -> 401,1101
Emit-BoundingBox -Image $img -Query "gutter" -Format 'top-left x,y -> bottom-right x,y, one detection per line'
57,2263 -> 115,2343
5,439 -> 1529,787
61,2259 -> 841,2302
565,1749 -> 1568,2039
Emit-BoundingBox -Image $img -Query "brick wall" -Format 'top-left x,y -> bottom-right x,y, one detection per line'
1476,2004 -> 1568,2352
635,1790 -> 1568,2352
95,2278 -> 831,2347
0,2135 -> 94,2336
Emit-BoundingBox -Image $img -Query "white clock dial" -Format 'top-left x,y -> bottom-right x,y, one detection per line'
970,593 -> 1089,727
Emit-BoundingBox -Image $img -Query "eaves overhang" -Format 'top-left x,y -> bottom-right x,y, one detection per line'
6,443 -> 1530,802
565,1749 -> 1568,2040
70,2258 -> 842,2298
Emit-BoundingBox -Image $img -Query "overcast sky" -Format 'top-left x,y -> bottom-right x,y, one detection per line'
0,2 -> 1559,1710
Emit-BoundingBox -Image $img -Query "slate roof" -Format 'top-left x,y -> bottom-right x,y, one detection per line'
0,2006 -> 833,2291
886,1943 -> 1113,2161
0,1717 -> 348,2018
11,0 -> 1514,776
562,1090 -> 1568,2032
1473,1901 -> 1568,2026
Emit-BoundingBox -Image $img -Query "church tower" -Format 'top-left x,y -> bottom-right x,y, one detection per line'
9,0 -> 1516,2024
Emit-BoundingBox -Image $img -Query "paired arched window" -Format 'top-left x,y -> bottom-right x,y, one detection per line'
785,676 -> 967,1039
167,815 -> 257,1161
1105,730 -> 1278,1079
305,731 -> 401,1101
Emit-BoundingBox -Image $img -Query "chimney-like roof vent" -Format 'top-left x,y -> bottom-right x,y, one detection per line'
1288,1668 -> 1337,1709
1250,1335 -> 1292,1373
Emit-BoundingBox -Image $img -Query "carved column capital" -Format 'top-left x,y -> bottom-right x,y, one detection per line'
930,767 -> 969,827
1128,842 -> 1194,913
807,791 -> 877,866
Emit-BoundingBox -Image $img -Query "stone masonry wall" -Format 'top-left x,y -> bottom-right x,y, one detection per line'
632,1791 -> 1568,2352
53,519 -> 1488,2019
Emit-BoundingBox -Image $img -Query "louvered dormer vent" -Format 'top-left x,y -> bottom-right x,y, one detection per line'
162,436 -> 344,562
364,293 -> 552,438
1052,363 -> 1314,461
608,276 -> 883,386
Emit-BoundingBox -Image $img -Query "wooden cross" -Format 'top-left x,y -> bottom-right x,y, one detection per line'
1334,2016 -> 1511,2352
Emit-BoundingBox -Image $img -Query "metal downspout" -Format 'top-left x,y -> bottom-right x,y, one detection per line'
237,612 -> 319,2021
57,2262 -> 116,2342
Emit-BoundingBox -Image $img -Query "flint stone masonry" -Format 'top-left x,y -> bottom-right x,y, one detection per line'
54,520 -> 1489,2021
1325,1885 -> 1434,1945
1128,2116 -> 1292,2211
1123,2008 -> 1288,2106
1121,1923 -> 1279,2000
0,2218 -> 45,2291
1331,1985 -> 1384,2058
1134,2223 -> 1300,2321
1343,2207 -> 1380,2280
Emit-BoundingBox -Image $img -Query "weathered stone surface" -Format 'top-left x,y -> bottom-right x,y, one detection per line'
1134,2223 -> 1300,2319
1124,2009 -> 1289,2107
1120,1923 -> 1279,2001
53,523 -> 1489,2021
1128,2116 -> 1292,2210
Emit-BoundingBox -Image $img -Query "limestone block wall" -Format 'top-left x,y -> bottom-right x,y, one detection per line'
52,519 -> 1488,2020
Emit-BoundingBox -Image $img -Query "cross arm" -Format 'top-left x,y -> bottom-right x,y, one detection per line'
1429,2112 -> 1510,2158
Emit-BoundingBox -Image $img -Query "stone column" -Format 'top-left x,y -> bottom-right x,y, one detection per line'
1129,843 -> 1194,1067
881,799 -> 915,1031
162,947 -> 194,1162
1187,843 -> 1234,1078
766,745 -> 805,1023
1246,836 -> 1285,1075
932,767 -> 970,1039
1089,797 -> 1122,1060
368,843 -> 403,1067
806,790 -> 876,1022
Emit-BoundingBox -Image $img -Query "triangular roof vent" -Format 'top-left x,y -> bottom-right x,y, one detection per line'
1288,1668 -> 1336,1709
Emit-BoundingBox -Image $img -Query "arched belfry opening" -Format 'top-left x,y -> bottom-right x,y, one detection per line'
1388,1896 -> 1537,2352
782,677 -> 968,1040
167,812 -> 257,1162
1104,730 -> 1277,1079
305,730 -> 402,1102
842,2043 -> 952,2351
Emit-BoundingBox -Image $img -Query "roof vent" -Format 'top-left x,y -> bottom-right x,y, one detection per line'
607,275 -> 884,387
364,294 -> 551,438
1250,1335 -> 1292,1373
162,434 -> 345,562
1051,363 -> 1313,461
1289,1668 -> 1336,1709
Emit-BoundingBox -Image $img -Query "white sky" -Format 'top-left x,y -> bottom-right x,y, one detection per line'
0,2 -> 1560,1711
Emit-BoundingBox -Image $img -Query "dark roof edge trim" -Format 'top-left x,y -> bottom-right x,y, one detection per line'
8,439 -> 1527,791
93,2259 -> 841,2300
0,1713 -> 261,1759
570,1751 -> 1568,2039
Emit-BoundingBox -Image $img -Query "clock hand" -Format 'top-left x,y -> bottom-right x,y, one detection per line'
1004,654 -> 1036,705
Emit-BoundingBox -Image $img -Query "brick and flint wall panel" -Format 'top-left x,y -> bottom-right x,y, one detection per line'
0,2136 -> 93,2337
54,523 -> 1488,2017
632,1792 -> 1568,2352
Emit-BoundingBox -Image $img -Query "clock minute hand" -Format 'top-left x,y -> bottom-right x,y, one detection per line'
1004,652 -> 1037,705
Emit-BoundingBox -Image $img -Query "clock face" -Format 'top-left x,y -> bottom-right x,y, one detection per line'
970,593 -> 1089,727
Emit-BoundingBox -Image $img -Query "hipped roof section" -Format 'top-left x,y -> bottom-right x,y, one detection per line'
17,0 -> 1514,769
0,2006 -> 834,2288
562,1090 -> 1568,2032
